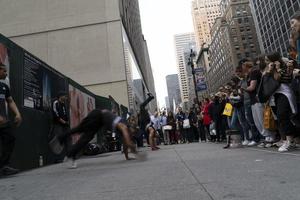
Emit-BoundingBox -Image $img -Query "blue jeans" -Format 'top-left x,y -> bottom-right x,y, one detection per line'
230,109 -> 238,130
230,108 -> 244,141
244,102 -> 260,142
235,106 -> 251,141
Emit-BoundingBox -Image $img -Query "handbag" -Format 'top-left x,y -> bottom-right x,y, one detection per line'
222,103 -> 233,116
163,125 -> 172,131
183,119 -> 190,129
263,105 -> 277,131
257,73 -> 280,103
209,122 -> 216,136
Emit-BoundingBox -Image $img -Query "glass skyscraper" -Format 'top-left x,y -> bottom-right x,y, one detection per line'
250,0 -> 300,56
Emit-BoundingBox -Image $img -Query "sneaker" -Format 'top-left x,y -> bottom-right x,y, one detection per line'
0,166 -> 19,176
247,141 -> 257,146
278,141 -> 294,152
257,142 -> 266,148
265,143 -> 272,148
242,140 -> 249,146
274,141 -> 284,148
69,159 -> 77,169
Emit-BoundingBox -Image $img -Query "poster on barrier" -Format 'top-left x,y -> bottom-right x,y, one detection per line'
0,43 -> 10,86
69,85 -> 95,144
23,52 -> 67,111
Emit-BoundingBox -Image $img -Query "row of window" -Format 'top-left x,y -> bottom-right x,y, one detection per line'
253,0 -> 300,56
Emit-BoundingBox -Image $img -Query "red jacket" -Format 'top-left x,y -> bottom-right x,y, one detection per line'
202,102 -> 212,126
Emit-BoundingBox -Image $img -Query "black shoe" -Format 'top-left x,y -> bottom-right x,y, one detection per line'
147,93 -> 155,100
223,144 -> 230,149
0,166 -> 19,176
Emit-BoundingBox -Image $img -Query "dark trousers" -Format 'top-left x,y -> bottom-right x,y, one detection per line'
191,125 -> 199,142
169,129 -> 177,144
0,124 -> 15,168
66,124 -> 98,159
275,93 -> 295,137
181,127 -> 187,142
185,128 -> 193,143
215,120 -> 222,142
198,122 -> 206,141
204,125 -> 211,141
67,131 -> 96,159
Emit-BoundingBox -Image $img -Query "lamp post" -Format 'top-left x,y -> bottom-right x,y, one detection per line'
188,49 -> 200,109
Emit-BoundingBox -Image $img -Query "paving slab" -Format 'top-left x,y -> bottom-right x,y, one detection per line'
1,143 -> 300,200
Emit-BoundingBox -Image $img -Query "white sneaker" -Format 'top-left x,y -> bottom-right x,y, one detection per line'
247,141 -> 257,146
242,140 -> 249,146
69,159 -> 77,169
278,141 -> 294,152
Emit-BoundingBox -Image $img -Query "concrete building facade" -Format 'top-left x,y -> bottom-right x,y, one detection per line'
191,0 -> 221,49
0,0 -> 156,111
250,0 -> 300,57
174,33 -> 196,107
166,74 -> 181,113
208,0 -> 260,93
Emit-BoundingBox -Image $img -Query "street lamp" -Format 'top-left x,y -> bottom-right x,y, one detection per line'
188,49 -> 200,109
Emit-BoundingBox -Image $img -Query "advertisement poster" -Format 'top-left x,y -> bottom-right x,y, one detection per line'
195,67 -> 207,91
0,43 -> 10,86
69,85 -> 95,143
23,52 -> 67,110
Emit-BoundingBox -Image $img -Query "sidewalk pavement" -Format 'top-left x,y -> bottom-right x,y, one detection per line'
1,143 -> 300,200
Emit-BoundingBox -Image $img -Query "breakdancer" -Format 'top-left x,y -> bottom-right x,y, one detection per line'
50,109 -> 138,168
139,93 -> 159,151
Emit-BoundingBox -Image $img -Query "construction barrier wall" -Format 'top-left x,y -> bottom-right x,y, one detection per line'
0,34 -> 127,170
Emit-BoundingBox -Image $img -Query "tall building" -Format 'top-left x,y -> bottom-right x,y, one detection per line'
250,0 -> 300,56
174,33 -> 196,108
191,0 -> 221,49
165,96 -> 170,111
0,0 -> 156,111
208,0 -> 260,93
166,74 -> 181,113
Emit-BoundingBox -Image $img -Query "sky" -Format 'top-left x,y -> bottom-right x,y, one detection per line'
139,0 -> 194,108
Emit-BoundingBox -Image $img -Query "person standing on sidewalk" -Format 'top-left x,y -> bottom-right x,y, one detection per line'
50,92 -> 69,163
166,111 -> 177,144
202,98 -> 212,141
175,107 -> 185,143
240,60 -> 262,146
160,111 -> 169,145
0,63 -> 22,176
